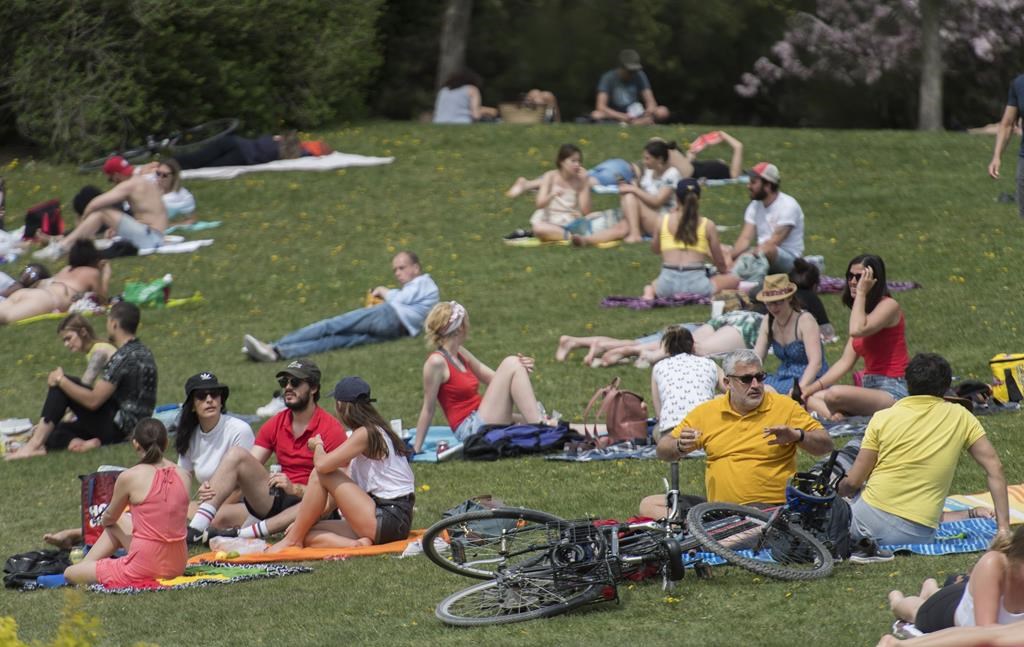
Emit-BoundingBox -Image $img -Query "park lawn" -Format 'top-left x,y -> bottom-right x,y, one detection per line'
0,122 -> 1021,646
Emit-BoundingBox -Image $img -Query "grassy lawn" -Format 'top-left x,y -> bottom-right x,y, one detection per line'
0,122 -> 1021,646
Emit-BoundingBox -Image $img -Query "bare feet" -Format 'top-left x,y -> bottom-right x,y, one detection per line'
266,539 -> 301,554
582,342 -> 600,366
505,177 -> 528,198
555,336 -> 576,362
624,235 -> 644,244
43,528 -> 83,550
68,438 -> 101,453
5,445 -> 46,461
355,537 -> 372,547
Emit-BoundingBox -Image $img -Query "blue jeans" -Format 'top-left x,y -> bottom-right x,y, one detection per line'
273,304 -> 406,358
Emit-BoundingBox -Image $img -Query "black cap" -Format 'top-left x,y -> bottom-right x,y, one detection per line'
182,372 -> 230,403
675,177 -> 701,201
276,358 -> 321,384
333,376 -> 374,403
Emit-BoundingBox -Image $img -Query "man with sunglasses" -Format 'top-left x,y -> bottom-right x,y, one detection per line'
34,155 -> 168,261
186,359 -> 346,544
648,350 -> 831,511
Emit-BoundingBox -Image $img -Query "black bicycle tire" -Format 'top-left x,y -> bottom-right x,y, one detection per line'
422,507 -> 564,580
166,118 -> 240,156
77,145 -> 153,173
435,576 -> 604,626
686,502 -> 833,581
664,537 -> 685,581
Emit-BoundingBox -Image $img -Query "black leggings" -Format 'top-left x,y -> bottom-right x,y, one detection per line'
40,376 -> 123,450
174,136 -> 250,170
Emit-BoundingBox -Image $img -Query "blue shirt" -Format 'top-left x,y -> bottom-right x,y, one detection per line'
596,69 -> 652,112
1008,74 -> 1024,158
385,273 -> 439,336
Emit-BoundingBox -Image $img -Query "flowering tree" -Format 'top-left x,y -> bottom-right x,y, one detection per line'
735,0 -> 1024,130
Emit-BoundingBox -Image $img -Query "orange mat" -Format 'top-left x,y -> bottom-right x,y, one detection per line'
189,529 -> 425,564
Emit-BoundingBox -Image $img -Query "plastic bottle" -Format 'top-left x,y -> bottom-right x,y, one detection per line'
209,536 -> 267,555
161,273 -> 173,303
268,464 -> 282,497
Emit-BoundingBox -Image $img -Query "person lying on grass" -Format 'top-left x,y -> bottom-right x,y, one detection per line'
64,419 -> 190,588
268,377 -> 414,550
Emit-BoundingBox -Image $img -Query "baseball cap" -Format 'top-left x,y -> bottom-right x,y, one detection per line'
276,359 -> 321,384
619,49 -> 643,71
675,177 -> 702,201
332,376 -> 375,403
102,155 -> 133,177
182,371 -> 230,406
748,162 -> 780,185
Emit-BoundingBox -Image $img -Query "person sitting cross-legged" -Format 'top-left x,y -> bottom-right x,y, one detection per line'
243,251 -> 439,361
639,349 -> 832,518
185,359 -> 347,544
839,352 -> 1010,547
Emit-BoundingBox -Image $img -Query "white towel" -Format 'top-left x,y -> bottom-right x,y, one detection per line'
180,152 -> 395,180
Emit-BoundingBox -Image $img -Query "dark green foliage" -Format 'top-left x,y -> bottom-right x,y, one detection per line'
0,0 -> 384,159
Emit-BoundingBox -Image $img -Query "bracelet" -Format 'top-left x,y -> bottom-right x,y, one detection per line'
797,429 -> 805,444
968,507 -> 978,519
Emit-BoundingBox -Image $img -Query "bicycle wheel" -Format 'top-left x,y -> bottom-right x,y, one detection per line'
435,574 -> 605,626
77,145 -> 154,173
167,118 -> 240,156
686,502 -> 833,581
422,508 -> 564,579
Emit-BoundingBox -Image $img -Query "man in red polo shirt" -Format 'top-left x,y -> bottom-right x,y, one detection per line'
186,359 -> 346,544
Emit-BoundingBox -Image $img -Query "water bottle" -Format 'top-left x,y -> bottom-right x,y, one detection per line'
209,536 -> 268,555
161,273 -> 173,303
268,464 -> 282,497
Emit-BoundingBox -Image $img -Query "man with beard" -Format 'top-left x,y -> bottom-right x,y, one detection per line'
639,350 -> 831,517
186,359 -> 347,544
728,162 -> 806,274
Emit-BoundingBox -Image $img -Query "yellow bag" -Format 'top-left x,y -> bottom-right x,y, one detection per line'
989,354 -> 1024,402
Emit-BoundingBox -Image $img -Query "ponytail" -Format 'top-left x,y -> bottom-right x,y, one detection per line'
673,192 -> 700,245
132,418 -> 168,465
661,325 -> 695,356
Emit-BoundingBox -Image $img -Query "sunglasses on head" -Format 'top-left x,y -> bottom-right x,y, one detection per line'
278,376 -> 306,389
193,389 -> 222,401
729,372 -> 767,385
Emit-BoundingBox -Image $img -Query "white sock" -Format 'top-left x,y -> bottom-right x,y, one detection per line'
190,503 -> 217,532
239,521 -> 268,538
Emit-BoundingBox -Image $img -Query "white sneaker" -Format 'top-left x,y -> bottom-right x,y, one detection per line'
33,242 -> 65,262
243,334 -> 278,362
256,391 -> 286,418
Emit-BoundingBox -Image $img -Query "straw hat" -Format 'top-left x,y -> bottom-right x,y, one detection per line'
756,274 -> 797,303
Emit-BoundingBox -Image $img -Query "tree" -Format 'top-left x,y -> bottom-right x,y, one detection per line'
735,0 -> 1024,130
436,0 -> 473,89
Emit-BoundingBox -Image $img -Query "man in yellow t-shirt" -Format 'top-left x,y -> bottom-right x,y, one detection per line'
640,350 -> 832,517
839,353 -> 1010,546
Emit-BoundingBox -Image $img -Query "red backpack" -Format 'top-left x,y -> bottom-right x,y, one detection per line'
22,199 -> 64,240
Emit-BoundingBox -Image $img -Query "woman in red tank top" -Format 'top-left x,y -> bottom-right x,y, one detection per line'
803,254 -> 909,420
412,301 -> 551,453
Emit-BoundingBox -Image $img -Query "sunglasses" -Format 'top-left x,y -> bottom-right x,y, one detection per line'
277,376 -> 306,389
156,171 -> 170,178
847,273 -> 863,281
728,372 -> 768,385
193,389 -> 223,401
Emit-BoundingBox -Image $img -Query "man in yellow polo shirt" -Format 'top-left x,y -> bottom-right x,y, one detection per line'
839,353 -> 1010,546
641,350 -> 832,517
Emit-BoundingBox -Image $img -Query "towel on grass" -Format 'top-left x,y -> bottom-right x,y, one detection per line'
547,440 -> 703,462
13,293 -> 204,326
180,152 -> 394,180
945,484 -> 1024,524
405,426 -> 463,463
883,518 -> 1000,555
164,221 -> 222,234
189,531 -> 425,564
87,562 -> 310,594
138,239 -> 214,255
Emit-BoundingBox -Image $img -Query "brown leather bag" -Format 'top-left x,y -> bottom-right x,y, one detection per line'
582,377 -> 649,444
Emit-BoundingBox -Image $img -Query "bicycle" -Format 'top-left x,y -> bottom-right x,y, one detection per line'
423,461 -> 834,626
77,118 -> 241,173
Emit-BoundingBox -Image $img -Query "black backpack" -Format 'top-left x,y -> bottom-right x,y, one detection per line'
4,549 -> 71,589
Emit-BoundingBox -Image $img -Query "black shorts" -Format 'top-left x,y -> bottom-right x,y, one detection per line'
243,490 -> 303,521
691,160 -> 731,180
373,493 -> 415,544
915,580 -> 968,633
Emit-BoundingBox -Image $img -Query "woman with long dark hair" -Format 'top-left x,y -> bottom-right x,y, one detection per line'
527,144 -> 592,241
268,377 -> 414,549
803,254 -> 909,420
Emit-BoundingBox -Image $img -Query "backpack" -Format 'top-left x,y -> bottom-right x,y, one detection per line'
582,377 -> 649,444
80,470 -> 123,546
462,422 -> 582,461
21,199 -> 64,240
4,549 -> 71,589
989,354 -> 1024,403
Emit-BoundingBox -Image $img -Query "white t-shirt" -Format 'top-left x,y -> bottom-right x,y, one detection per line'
348,427 -> 415,500
653,353 -> 720,432
177,415 -> 255,484
742,191 -> 805,257
640,166 -> 682,213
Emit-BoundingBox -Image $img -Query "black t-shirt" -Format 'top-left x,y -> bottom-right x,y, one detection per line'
102,338 -> 158,434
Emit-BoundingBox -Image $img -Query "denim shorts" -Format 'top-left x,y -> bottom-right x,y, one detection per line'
862,373 -> 908,400
116,214 -> 164,249
849,496 -> 935,546
769,246 -> 798,273
373,493 -> 415,544
654,265 -> 712,298
588,158 -> 635,186
453,410 -> 484,441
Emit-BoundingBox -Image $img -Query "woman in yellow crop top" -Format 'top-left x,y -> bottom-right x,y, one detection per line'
641,178 -> 737,300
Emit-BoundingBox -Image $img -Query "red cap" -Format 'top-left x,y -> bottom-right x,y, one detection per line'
101,156 -> 133,177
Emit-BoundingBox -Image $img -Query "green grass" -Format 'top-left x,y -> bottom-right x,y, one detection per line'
0,122 -> 1021,646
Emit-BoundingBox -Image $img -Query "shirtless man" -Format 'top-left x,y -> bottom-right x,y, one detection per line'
34,156 -> 168,261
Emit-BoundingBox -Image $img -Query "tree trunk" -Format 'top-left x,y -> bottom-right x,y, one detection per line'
917,0 -> 943,131
436,0 -> 473,89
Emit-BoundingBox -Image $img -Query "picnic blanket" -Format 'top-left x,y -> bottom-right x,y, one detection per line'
180,152 -> 394,180
138,239 -> 214,255
13,293 -> 204,326
883,518 -> 1001,555
945,483 -> 1024,524
406,426 -> 463,463
546,440 -> 696,462
503,237 -> 620,249
86,562 -> 310,594
189,530 -> 425,564
164,221 -> 222,234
